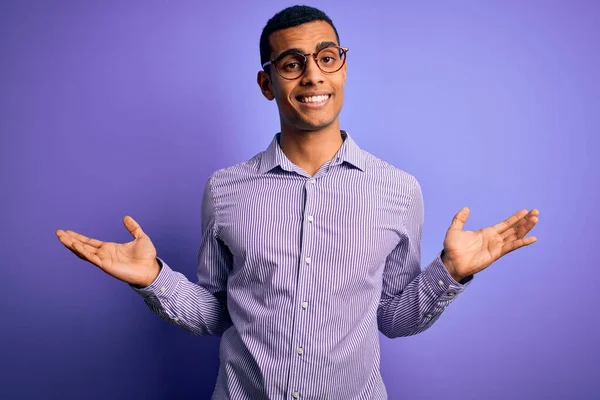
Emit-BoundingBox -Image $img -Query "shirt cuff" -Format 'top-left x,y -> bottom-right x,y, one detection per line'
130,257 -> 181,305
422,252 -> 473,301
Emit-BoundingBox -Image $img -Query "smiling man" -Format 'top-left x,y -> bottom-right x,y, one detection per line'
56,5 -> 539,400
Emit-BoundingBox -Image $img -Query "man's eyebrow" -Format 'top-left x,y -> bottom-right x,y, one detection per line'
316,41 -> 338,51
273,41 -> 339,60
273,48 -> 304,61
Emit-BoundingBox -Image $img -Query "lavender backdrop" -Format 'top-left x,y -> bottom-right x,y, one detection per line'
1,1 -> 598,399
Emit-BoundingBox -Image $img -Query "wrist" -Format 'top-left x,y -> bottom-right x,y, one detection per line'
441,250 -> 463,282
132,258 -> 162,288
147,257 -> 162,285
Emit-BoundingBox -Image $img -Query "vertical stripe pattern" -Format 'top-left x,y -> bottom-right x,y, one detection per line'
133,131 -> 471,399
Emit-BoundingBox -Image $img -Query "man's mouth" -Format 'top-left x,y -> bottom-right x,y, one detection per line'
296,94 -> 331,104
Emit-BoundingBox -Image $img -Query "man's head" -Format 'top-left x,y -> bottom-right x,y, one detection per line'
257,6 -> 347,133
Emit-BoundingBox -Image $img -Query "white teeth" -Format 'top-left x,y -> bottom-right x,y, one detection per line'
301,95 -> 329,103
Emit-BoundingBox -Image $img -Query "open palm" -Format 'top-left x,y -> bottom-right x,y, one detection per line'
56,216 -> 160,287
442,208 -> 539,281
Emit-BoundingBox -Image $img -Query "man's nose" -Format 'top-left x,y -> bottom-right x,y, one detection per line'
300,56 -> 324,85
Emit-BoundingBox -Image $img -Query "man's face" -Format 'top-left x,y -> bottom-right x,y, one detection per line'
257,21 -> 346,132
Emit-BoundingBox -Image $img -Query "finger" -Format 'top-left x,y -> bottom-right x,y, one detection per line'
501,214 -> 539,239
57,231 -> 100,260
516,215 -> 539,238
57,232 -> 87,261
123,216 -> 145,240
57,230 -> 79,249
493,209 -> 529,234
72,241 -> 103,267
62,230 -> 103,248
500,223 -> 520,240
448,207 -> 470,231
66,246 -> 87,261
501,236 -> 537,256
502,231 -> 518,243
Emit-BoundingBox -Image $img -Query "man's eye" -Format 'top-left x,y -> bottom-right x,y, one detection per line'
284,62 -> 302,70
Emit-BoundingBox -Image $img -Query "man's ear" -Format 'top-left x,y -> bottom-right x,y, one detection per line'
257,70 -> 275,101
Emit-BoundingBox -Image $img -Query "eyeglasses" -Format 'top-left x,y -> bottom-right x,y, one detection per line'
262,46 -> 349,80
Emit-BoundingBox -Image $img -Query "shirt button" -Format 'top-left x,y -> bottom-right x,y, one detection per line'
448,291 -> 456,296
160,287 -> 166,293
438,280 -> 445,287
292,392 -> 300,399
426,314 -> 432,318
296,347 -> 304,355
305,257 -> 311,264
301,301 -> 308,309
307,215 -> 314,223
310,179 -> 316,184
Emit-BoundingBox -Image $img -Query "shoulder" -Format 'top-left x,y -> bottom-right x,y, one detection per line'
362,150 -> 421,194
207,152 -> 263,187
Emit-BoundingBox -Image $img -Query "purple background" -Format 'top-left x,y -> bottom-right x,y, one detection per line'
1,1 -> 598,399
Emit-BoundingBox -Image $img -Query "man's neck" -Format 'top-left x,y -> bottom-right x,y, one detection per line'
279,124 -> 344,177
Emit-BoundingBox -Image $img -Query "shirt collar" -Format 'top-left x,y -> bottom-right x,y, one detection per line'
258,130 -> 366,174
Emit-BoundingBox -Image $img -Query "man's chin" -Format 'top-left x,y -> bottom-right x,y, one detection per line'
280,109 -> 340,133
294,117 -> 337,132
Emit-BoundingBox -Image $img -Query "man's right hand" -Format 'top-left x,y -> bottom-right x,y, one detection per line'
56,216 -> 160,288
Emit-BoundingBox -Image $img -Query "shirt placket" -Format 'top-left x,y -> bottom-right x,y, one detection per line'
286,176 -> 318,400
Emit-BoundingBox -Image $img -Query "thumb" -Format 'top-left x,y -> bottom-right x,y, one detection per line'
123,216 -> 145,240
449,207 -> 470,231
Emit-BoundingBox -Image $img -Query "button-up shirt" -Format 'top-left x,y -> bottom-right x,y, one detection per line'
134,131 -> 471,399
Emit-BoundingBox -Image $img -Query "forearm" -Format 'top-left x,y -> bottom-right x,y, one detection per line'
132,258 -> 232,336
377,253 -> 471,338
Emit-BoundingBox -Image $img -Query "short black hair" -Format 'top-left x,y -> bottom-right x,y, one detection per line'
259,5 -> 340,68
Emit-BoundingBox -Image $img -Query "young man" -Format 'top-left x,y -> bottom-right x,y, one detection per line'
56,5 -> 539,400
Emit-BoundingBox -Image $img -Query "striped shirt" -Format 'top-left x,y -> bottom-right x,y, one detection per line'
134,131 -> 471,399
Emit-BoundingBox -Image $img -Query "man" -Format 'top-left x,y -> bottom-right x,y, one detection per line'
56,5 -> 539,400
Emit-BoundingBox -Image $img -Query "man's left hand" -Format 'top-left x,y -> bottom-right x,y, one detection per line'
441,208 -> 539,282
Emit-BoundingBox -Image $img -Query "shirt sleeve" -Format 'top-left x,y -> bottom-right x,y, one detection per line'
377,178 -> 473,338
131,176 -> 232,336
